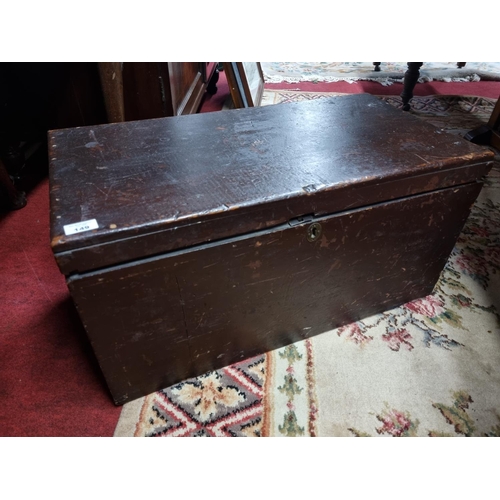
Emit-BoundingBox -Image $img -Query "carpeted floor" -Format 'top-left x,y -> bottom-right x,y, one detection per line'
0,178 -> 121,437
1,68 -> 500,437
262,62 -> 500,85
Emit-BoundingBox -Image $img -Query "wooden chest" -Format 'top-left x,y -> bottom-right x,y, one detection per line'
49,94 -> 494,405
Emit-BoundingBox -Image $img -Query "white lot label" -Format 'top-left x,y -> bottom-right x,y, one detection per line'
63,219 -> 99,236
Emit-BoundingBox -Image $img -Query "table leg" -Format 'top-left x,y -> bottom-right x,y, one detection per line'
401,62 -> 423,111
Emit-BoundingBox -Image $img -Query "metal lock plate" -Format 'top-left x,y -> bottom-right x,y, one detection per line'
306,222 -> 322,242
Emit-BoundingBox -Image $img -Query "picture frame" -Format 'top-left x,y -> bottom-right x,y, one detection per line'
223,62 -> 264,108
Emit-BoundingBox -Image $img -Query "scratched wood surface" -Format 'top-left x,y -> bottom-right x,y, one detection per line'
49,94 -> 494,273
50,93 -> 494,404
68,182 -> 482,404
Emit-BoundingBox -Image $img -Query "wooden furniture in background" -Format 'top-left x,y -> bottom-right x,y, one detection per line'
0,62 -> 108,211
98,63 -> 125,123
465,95 -> 500,150
373,62 -> 468,111
224,62 -> 264,108
0,63 -> 218,210
400,62 -> 424,111
99,63 -> 219,122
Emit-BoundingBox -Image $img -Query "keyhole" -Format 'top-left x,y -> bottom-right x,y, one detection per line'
307,222 -> 322,242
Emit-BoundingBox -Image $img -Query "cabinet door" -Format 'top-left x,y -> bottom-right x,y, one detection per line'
168,62 -> 206,116
122,62 -> 174,120
120,63 -> 216,120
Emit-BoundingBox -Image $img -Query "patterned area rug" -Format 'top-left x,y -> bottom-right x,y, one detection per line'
114,92 -> 500,437
262,62 -> 500,85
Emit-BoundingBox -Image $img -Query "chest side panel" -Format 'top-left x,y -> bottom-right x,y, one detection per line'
68,181 -> 482,404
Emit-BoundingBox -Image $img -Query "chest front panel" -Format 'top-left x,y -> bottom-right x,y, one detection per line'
68,182 -> 481,404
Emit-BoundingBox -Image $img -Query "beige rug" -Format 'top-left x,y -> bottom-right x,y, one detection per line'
114,91 -> 500,437
261,62 -> 500,85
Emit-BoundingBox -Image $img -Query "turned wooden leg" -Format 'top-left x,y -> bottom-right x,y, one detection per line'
373,62 -> 381,72
401,62 -> 423,111
0,157 -> 26,210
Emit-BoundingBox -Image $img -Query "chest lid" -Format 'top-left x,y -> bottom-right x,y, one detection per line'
49,93 -> 493,275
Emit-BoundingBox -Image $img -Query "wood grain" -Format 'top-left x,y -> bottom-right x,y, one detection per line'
49,93 -> 494,404
49,94 -> 493,272
67,182 -> 483,404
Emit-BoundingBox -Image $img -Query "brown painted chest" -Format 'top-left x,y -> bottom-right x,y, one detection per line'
49,94 -> 494,404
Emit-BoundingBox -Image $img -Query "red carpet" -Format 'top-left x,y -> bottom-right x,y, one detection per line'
0,180 -> 121,436
264,79 -> 500,99
1,67 -> 499,436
